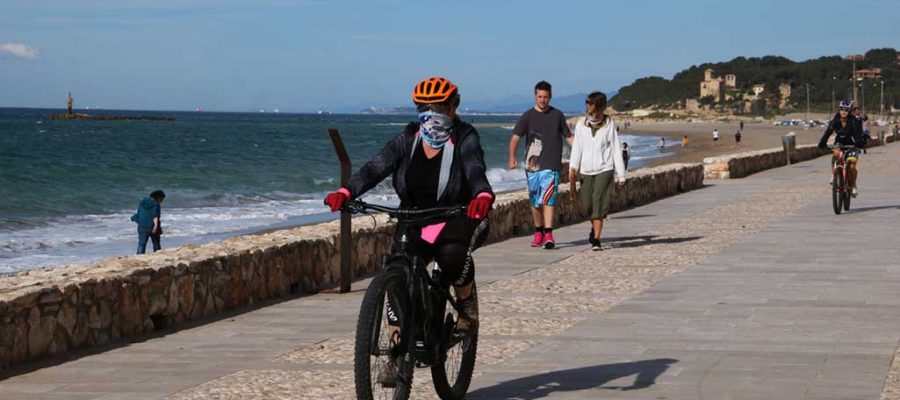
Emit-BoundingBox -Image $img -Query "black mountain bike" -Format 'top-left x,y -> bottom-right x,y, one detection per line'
830,144 -> 858,214
347,200 -> 478,400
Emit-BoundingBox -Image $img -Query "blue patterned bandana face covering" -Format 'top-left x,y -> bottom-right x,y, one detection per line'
418,111 -> 453,148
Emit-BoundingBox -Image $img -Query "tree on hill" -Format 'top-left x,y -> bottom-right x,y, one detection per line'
610,49 -> 900,115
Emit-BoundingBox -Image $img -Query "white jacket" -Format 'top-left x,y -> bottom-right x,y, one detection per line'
569,116 -> 626,181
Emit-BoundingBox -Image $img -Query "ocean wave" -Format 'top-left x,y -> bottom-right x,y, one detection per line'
0,168 -> 529,273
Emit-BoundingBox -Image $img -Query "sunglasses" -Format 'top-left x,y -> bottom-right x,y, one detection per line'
417,103 -> 451,114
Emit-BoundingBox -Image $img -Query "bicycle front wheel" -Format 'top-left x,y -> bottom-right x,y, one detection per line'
832,167 -> 843,215
842,176 -> 851,211
430,289 -> 478,400
354,265 -> 413,400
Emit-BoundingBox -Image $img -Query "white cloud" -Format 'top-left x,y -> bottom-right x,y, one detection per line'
0,43 -> 40,60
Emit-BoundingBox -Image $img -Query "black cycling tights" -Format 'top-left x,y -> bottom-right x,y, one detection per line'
385,217 -> 488,326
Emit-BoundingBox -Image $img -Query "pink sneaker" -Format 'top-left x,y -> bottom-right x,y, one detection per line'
530,232 -> 544,247
542,232 -> 555,249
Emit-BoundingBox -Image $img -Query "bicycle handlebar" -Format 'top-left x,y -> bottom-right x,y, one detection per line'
342,200 -> 466,222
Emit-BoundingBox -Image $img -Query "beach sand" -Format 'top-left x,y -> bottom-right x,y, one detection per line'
618,120 -> 825,168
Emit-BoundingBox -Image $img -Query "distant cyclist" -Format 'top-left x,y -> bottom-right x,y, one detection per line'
852,106 -> 870,153
323,77 -> 493,384
819,100 -> 864,197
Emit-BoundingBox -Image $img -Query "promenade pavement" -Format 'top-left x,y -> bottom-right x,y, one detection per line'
2,143 -> 900,399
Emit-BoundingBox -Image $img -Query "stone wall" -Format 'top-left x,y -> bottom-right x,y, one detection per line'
703,143 -> 872,179
0,163 -> 703,368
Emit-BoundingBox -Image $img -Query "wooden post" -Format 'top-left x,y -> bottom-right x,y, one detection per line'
328,129 -> 352,293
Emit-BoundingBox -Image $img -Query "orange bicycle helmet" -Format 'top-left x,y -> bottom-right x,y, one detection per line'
412,77 -> 458,104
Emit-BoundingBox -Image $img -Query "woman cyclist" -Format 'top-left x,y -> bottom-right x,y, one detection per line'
323,77 -> 493,383
819,100 -> 864,197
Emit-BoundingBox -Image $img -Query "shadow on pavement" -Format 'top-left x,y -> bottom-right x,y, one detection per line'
559,235 -> 702,249
611,214 -> 656,220
848,204 -> 900,214
468,358 -> 678,399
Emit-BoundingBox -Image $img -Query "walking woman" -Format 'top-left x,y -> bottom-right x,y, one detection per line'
569,92 -> 626,251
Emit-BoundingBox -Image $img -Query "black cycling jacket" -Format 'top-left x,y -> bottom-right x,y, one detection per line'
820,114 -> 863,146
345,118 -> 494,207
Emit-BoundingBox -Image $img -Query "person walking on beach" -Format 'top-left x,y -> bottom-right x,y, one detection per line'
569,92 -> 626,251
131,190 -> 165,254
622,142 -> 630,170
740,121 -> 744,131
682,135 -> 689,147
735,130 -> 742,144
712,128 -> 720,143
657,137 -> 666,150
508,81 -> 572,249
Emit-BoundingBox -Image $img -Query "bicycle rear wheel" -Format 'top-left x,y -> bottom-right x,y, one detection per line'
430,288 -> 478,400
355,265 -> 414,400
832,168 -> 843,215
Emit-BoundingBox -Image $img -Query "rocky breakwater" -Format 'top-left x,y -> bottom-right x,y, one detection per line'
0,163 -> 704,369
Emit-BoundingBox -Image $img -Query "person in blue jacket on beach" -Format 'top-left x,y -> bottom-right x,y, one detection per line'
131,190 -> 165,254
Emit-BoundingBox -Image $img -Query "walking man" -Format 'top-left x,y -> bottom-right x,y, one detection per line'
509,81 -> 573,249
712,128 -> 720,143
132,190 -> 165,254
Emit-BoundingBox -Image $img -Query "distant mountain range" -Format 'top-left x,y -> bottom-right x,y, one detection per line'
358,91 -> 617,115
465,91 -> 617,114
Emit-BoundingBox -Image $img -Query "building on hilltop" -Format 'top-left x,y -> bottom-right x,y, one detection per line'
700,68 -> 722,100
752,84 -> 765,96
700,69 -> 738,102
778,83 -> 792,109
847,54 -> 865,61
853,68 -> 882,79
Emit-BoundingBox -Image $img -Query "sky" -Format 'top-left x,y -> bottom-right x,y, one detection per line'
1,0 -> 899,113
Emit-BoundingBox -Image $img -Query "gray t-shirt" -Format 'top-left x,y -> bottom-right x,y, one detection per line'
512,107 -> 572,171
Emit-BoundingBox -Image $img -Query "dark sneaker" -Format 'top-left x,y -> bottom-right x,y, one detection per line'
456,293 -> 479,335
376,358 -> 398,387
589,237 -> 602,251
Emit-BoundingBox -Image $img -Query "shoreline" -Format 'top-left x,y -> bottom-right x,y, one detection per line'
0,117 -> 826,275
617,120 -> 823,168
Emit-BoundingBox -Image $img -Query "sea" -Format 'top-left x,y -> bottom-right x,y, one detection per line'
0,108 -> 675,274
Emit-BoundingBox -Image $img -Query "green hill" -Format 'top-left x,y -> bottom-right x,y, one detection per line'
610,48 -> 899,115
